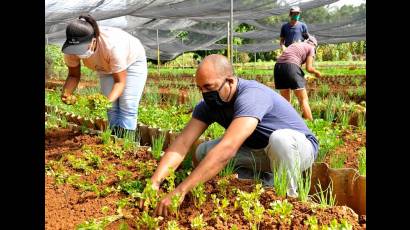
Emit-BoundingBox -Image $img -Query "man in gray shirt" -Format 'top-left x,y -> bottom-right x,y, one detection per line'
147,54 -> 319,217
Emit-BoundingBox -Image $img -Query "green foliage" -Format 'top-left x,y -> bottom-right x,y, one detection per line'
219,158 -> 237,177
217,177 -> 230,197
76,215 -> 122,230
191,182 -> 206,208
268,200 -> 293,224
135,160 -> 157,178
211,194 -> 229,222
170,193 -> 182,220
137,211 -> 161,230
151,132 -> 166,160
313,181 -> 337,208
103,143 -> 124,159
330,154 -> 346,169
119,180 -> 144,196
135,179 -> 160,210
358,147 -> 366,176
235,184 -> 265,229
296,167 -> 312,203
166,220 -> 180,230
191,214 -> 207,229
165,167 -> 176,192
307,119 -> 344,162
86,94 -> 112,117
273,164 -> 289,197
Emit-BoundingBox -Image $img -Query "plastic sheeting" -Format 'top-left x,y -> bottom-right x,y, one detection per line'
45,0 -> 366,60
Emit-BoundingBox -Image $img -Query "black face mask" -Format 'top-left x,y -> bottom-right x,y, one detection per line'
202,79 -> 232,109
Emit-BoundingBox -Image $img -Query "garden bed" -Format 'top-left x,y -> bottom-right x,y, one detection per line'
46,127 -> 365,229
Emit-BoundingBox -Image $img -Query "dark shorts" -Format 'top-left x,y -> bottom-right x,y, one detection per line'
273,63 -> 306,90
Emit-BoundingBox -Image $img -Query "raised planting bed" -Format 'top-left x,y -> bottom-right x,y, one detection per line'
46,126 -> 365,229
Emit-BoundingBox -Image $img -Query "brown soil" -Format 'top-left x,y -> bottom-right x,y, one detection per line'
46,127 -> 365,229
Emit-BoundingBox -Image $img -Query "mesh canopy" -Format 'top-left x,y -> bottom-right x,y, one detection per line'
45,0 -> 366,60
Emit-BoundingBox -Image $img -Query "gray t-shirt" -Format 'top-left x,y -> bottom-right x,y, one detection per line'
192,78 -> 319,157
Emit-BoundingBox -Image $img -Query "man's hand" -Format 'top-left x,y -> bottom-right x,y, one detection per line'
154,189 -> 185,217
61,93 -> 77,105
314,71 -> 321,78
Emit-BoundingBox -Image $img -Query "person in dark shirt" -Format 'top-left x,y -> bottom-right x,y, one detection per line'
280,6 -> 309,51
143,55 -> 318,217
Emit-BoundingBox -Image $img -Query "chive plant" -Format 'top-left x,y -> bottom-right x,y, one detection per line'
358,147 -> 366,176
151,132 -> 166,160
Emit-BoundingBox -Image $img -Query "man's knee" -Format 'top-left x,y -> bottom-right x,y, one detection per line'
193,139 -> 221,167
193,142 -> 207,167
269,130 -> 296,154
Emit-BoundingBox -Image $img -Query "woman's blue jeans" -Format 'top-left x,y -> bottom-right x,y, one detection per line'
99,59 -> 147,130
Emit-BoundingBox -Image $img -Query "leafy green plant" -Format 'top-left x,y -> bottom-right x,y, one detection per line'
101,206 -> 110,215
304,216 -> 319,229
211,194 -> 229,222
170,193 -> 182,220
268,199 -> 293,224
191,214 -> 207,229
116,170 -> 133,181
166,220 -> 180,230
135,160 -> 157,178
86,93 -> 112,117
358,147 -> 366,176
307,119 -> 343,162
135,179 -> 160,210
66,154 -> 93,175
151,132 -> 166,160
165,167 -> 176,192
76,215 -> 122,230
217,177 -> 230,197
96,175 -> 107,185
235,184 -> 265,230
273,164 -> 289,197
137,211 -> 162,230
191,182 -> 206,208
119,180 -> 144,196
103,143 -> 124,159
313,180 -> 336,208
84,150 -> 103,169
119,220 -> 129,230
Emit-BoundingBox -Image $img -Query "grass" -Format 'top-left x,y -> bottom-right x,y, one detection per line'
219,158 -> 237,177
358,147 -> 366,176
330,154 -> 347,169
318,84 -> 330,97
313,180 -> 337,208
273,163 -> 289,197
151,132 -> 166,160
148,65 -> 366,77
296,166 -> 312,203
